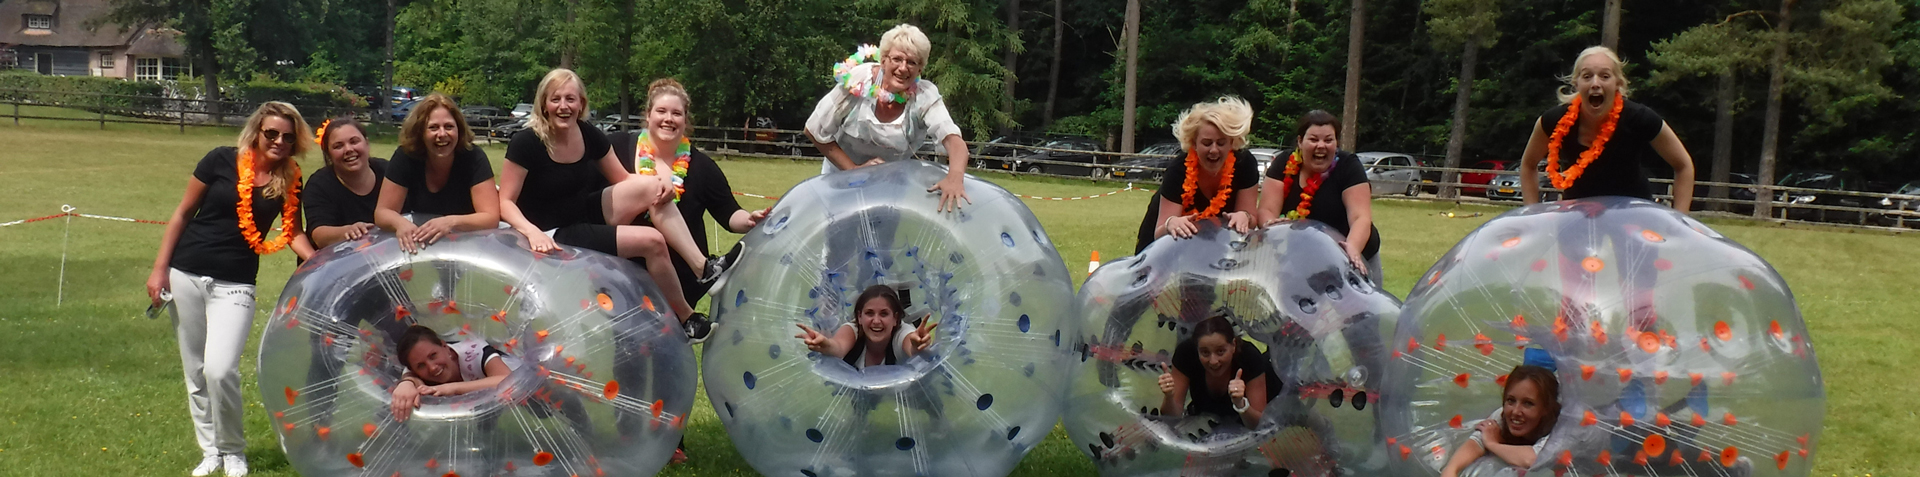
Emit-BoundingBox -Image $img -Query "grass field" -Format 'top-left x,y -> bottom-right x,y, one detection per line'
0,108 -> 1914,476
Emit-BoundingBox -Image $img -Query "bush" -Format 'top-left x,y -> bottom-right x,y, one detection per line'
0,70 -> 168,114
232,75 -> 371,117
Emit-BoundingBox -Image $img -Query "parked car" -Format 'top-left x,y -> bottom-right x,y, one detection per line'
1457,160 -> 1511,196
599,114 -> 643,133
1249,147 -> 1286,177
461,106 -> 503,129
389,86 -> 419,107
1485,161 -> 1559,201
1013,138 -> 1106,177
510,103 -> 535,119
1110,142 -> 1182,182
1772,170 -> 1875,223
489,117 -> 530,139
390,98 -> 421,122
1872,181 -> 1920,228
973,136 -> 1044,170
1358,152 -> 1422,196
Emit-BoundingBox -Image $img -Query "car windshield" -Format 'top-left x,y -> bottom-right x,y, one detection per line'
1044,140 -> 1087,151
1785,173 -> 1835,188
1897,183 -> 1920,195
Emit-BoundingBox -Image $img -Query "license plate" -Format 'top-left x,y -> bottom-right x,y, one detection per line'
1498,188 -> 1515,194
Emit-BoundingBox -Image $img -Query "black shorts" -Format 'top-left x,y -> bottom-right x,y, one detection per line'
552,223 -> 620,256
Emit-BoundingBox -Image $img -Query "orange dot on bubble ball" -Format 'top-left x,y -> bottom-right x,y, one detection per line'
1619,412 -> 1635,427
1453,373 -> 1470,388
363,423 -> 377,437
603,381 -> 620,401
1581,410 -> 1598,426
347,453 -> 365,468
1655,412 -> 1671,427
597,293 -> 614,312
1502,237 -> 1522,248
1450,414 -> 1463,428
1581,257 -> 1605,273
1719,446 -> 1740,467
1643,434 -> 1666,456
1637,332 -> 1661,353
533,451 -> 554,466
1654,370 -> 1670,385
1641,229 -> 1665,242
1580,365 -> 1596,381
1775,450 -> 1790,470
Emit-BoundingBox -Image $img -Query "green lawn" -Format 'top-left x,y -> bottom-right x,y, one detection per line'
0,115 -> 1912,476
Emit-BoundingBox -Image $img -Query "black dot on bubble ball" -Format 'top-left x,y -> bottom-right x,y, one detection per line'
1269,469 -> 1292,477
976,394 -> 994,410
724,402 -> 735,418
801,470 -> 818,477
1009,292 -> 1022,306
1006,426 -> 1021,440
1330,389 -> 1345,408
1099,432 -> 1115,448
743,371 -> 757,390
1088,443 -> 1102,456
806,429 -> 823,443
895,437 -> 915,450
768,344 -> 781,360
1353,392 -> 1368,410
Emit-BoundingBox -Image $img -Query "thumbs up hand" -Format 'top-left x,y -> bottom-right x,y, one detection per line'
1227,369 -> 1246,402
1157,363 -> 1177,394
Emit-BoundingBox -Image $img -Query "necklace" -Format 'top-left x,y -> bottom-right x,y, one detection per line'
1281,151 -> 1328,221
1545,92 -> 1624,190
236,148 -> 301,255
834,44 -> 915,104
1180,150 -> 1235,219
636,132 -> 691,200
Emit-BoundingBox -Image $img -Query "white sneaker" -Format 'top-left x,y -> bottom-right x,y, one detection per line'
222,454 -> 248,477
189,455 -> 221,477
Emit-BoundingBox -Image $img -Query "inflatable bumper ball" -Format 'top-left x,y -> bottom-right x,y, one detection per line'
1382,197 -> 1823,476
701,160 -> 1078,477
1067,220 -> 1401,476
258,229 -> 696,477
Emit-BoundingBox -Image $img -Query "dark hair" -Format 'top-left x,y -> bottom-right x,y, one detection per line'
852,285 -> 906,324
1497,364 -> 1562,445
1293,109 -> 1340,143
1189,314 -> 1237,344
396,325 -> 447,382
400,93 -> 474,156
318,116 -> 365,166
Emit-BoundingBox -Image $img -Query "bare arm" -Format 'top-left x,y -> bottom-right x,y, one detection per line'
1651,122 -> 1695,212
1154,195 -> 1195,239
929,134 -> 972,212
1158,365 -> 1189,418
1439,439 -> 1486,477
495,162 -> 541,236
1480,439 -> 1538,468
289,217 -> 314,261
427,357 -> 513,396
598,148 -> 631,183
1256,177 -> 1287,224
810,130 -> 860,171
373,178 -> 413,234
1520,120 -> 1550,205
726,207 -> 771,233
1341,183 -> 1374,271
146,177 -> 207,305
1236,374 -> 1270,427
447,180 -> 501,230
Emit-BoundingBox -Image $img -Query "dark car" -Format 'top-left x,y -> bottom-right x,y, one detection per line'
1872,181 -> 1920,228
973,136 -> 1044,170
390,98 -> 421,122
1776,170 -> 1871,223
1486,162 -> 1559,202
1013,138 -> 1106,177
461,106 -> 503,129
1110,142 -> 1182,182
598,114 -> 644,133
510,103 -> 535,119
489,117 -> 530,139
389,86 -> 419,107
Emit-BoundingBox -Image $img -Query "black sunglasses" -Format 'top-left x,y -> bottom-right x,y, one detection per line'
261,129 -> 296,143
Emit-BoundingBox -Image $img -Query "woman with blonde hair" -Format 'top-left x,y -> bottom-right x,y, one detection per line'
146,101 -> 316,477
1256,110 -> 1383,285
1520,46 -> 1694,208
1133,96 -> 1261,253
374,93 -> 501,252
498,69 -> 719,338
805,23 -> 971,212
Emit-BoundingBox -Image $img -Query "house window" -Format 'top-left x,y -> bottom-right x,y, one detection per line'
136,57 -> 191,81
99,51 -> 114,68
25,14 -> 52,30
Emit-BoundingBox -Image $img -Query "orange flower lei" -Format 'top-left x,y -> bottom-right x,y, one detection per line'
1179,149 -> 1235,219
1545,92 -> 1623,190
313,118 -> 332,150
1280,150 -> 1326,220
236,148 -> 301,255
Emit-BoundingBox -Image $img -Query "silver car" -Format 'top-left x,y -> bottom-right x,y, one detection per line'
1487,162 -> 1558,201
1358,152 -> 1422,196
1249,147 -> 1285,177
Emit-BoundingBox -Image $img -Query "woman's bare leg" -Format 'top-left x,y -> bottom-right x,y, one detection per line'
613,225 -> 695,320
646,202 -> 710,276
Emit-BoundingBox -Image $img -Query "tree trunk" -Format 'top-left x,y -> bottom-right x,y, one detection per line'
1602,0 -> 1622,50
382,0 -> 396,124
1710,68 -> 1734,211
1002,0 -> 1019,136
618,0 -> 634,122
1441,37 -> 1478,199
559,0 -> 579,69
1756,0 -> 1793,219
1120,0 -> 1140,153
1341,0 -> 1364,151
1043,0 -> 1062,129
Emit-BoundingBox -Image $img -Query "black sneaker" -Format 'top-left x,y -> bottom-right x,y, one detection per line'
699,242 -> 746,285
684,312 -> 714,344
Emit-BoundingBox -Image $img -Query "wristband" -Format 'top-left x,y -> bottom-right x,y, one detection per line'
1232,397 -> 1250,413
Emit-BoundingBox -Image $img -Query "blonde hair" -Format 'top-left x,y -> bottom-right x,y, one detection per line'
236,101 -> 310,199
1556,46 -> 1633,105
528,68 -> 585,149
1171,96 -> 1253,152
879,24 -> 932,63
645,77 -> 691,117
399,93 -> 474,156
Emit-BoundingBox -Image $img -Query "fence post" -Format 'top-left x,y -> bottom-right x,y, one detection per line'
98,94 -> 106,130
12,103 -> 17,126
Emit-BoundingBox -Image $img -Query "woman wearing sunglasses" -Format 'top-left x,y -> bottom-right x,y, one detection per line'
146,102 -> 316,477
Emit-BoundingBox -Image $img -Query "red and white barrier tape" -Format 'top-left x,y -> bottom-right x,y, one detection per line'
1,205 -> 167,228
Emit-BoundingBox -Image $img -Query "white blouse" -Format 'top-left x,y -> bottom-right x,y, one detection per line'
805,63 -> 963,175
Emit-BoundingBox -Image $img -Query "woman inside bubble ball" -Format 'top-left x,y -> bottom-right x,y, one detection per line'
1439,349 -> 1561,477
794,285 -> 938,369
804,23 -> 970,212
1255,109 -> 1382,286
1132,96 -> 1261,254
388,325 -> 517,421
1155,315 -> 1282,428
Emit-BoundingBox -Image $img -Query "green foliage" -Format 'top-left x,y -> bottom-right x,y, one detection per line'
1425,0 -> 1503,51
0,71 -> 169,113
233,75 -> 371,111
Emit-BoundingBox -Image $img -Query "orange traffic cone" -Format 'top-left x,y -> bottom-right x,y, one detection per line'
1088,251 -> 1101,274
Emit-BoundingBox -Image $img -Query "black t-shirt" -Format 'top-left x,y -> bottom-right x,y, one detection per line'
1263,151 -> 1382,258
1536,99 -> 1666,200
170,147 -> 290,285
1170,338 -> 1282,421
385,145 -> 494,216
1133,149 -> 1261,253
506,123 -> 612,230
301,158 -> 388,234
612,132 -> 747,304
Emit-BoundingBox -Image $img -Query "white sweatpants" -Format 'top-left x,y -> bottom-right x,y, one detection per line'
168,268 -> 254,456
